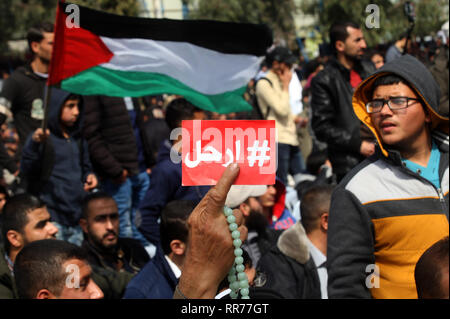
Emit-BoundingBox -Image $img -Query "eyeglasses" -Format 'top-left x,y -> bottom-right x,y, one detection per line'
366,97 -> 420,114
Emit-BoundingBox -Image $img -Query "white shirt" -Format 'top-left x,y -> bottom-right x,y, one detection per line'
288,71 -> 303,115
164,255 -> 181,279
34,71 -> 48,78
306,238 -> 328,299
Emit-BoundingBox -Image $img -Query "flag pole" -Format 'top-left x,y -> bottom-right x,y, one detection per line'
42,0 -> 64,132
41,85 -> 52,131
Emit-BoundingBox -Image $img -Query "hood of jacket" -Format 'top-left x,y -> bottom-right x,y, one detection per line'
352,54 -> 449,157
47,88 -> 84,138
276,221 -> 310,264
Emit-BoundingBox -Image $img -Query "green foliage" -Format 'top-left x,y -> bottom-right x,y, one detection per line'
71,0 -> 141,17
300,0 -> 449,47
188,0 -> 298,48
0,0 -> 15,51
0,0 -> 141,54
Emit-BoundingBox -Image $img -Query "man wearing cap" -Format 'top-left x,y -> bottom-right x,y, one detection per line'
255,46 -> 306,187
225,184 -> 282,267
327,54 -> 449,298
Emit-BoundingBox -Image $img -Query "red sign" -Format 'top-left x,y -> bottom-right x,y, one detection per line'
181,120 -> 276,186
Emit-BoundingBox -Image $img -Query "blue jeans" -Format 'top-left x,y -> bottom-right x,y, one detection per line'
53,222 -> 84,246
103,171 -> 150,247
277,143 -> 306,186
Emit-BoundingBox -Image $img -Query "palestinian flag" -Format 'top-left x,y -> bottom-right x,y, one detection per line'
48,1 -> 273,113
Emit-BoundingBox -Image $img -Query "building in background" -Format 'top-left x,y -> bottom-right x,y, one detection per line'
139,0 -> 190,19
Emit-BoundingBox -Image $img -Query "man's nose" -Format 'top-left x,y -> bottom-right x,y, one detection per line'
88,281 -> 104,299
379,102 -> 394,115
48,222 -> 59,236
361,39 -> 367,49
105,218 -> 114,230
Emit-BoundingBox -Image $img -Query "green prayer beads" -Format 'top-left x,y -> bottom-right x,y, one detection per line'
224,206 -> 250,299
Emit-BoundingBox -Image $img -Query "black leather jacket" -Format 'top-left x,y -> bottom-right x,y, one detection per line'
310,58 -> 375,178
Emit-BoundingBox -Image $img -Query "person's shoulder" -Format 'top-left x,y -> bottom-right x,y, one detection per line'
0,249 -> 9,275
119,238 -> 149,257
255,71 -> 276,91
8,65 -> 38,82
119,237 -> 143,247
337,155 -> 380,188
310,63 -> 336,86
336,154 -> 404,204
265,227 -> 284,242
360,59 -> 376,74
123,258 -> 170,298
0,250 -> 16,299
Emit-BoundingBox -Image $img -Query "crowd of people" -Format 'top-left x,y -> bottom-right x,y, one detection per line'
0,16 -> 448,300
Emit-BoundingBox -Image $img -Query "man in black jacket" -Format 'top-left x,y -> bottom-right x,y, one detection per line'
0,22 -> 54,149
256,184 -> 334,299
83,95 -> 152,252
79,191 -> 149,275
311,21 -> 376,182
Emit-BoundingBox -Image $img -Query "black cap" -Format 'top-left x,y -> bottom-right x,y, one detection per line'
266,46 -> 297,65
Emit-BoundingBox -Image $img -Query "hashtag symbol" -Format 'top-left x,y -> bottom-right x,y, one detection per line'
247,140 -> 270,167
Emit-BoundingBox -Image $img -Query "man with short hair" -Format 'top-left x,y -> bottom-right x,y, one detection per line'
311,21 -> 376,182
328,54 -> 449,298
79,191 -> 149,275
415,236 -> 449,299
385,33 -> 408,63
257,184 -> 334,299
0,194 -> 58,298
124,200 -> 196,298
0,22 -> 54,149
225,184 -> 281,267
14,239 -> 104,299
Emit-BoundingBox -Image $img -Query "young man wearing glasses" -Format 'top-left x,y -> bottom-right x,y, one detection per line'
327,54 -> 449,299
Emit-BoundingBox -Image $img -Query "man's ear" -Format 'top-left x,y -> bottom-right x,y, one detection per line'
6,230 -> 23,250
30,41 -> 40,55
424,108 -> 432,124
36,289 -> 55,299
239,203 -> 251,217
335,40 -> 345,54
321,213 -> 329,232
79,218 -> 88,234
170,239 -> 186,256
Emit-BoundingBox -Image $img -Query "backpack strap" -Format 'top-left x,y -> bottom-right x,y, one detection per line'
257,77 -> 273,119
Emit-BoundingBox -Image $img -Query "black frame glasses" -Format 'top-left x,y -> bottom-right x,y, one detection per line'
366,96 -> 421,114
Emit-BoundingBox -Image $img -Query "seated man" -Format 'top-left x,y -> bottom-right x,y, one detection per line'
225,184 -> 281,267
0,193 -> 58,298
257,184 -> 334,299
258,179 -> 296,231
123,200 -> 196,299
79,192 -> 149,274
415,236 -> 449,299
14,239 -> 104,299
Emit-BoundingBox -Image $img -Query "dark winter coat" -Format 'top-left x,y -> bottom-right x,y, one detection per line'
21,89 -> 94,226
311,58 -> 375,178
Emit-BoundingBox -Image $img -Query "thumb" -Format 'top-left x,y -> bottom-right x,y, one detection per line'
204,163 -> 240,214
